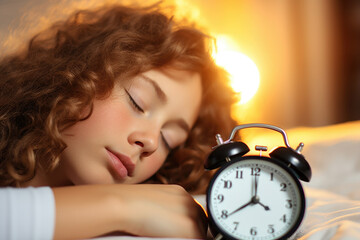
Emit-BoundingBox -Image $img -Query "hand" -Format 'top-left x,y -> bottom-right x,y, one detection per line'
115,184 -> 208,238
53,184 -> 207,239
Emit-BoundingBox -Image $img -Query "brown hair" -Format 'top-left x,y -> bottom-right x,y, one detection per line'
0,3 -> 237,193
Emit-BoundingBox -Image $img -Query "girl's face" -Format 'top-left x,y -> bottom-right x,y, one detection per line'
57,67 -> 202,185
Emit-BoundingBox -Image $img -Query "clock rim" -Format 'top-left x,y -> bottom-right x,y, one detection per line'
206,155 -> 306,240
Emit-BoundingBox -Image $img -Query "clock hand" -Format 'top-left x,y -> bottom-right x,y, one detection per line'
254,174 -> 259,197
250,195 -> 270,210
228,200 -> 253,217
258,201 -> 270,211
251,171 -> 270,210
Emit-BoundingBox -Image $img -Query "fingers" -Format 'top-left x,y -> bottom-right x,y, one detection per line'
116,184 -> 207,239
150,184 -> 208,238
194,199 -> 209,238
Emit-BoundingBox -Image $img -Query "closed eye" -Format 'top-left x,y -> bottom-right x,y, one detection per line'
125,89 -> 144,113
161,131 -> 172,151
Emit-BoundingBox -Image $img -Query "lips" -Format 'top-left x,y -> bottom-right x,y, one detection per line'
106,148 -> 135,179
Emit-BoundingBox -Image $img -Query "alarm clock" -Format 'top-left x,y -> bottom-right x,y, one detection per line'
205,123 -> 311,240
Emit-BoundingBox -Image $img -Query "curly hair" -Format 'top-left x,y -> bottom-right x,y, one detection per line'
0,2 -> 238,193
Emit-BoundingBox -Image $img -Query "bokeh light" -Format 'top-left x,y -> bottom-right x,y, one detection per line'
212,35 -> 260,105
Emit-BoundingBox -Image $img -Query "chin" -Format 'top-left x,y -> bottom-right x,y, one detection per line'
70,171 -> 115,185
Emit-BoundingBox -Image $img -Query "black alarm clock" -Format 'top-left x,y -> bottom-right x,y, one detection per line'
205,123 -> 311,240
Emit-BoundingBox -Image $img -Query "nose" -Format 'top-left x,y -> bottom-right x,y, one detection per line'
129,130 -> 160,157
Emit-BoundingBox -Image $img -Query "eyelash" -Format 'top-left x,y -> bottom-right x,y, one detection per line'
125,89 -> 172,151
125,90 -> 144,113
161,132 -> 172,151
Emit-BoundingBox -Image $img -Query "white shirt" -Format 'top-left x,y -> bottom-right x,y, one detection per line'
0,187 -> 55,240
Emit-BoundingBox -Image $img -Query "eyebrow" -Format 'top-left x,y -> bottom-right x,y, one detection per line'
140,74 -> 167,102
139,74 -> 191,133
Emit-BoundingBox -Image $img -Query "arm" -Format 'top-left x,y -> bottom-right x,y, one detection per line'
53,184 -> 207,239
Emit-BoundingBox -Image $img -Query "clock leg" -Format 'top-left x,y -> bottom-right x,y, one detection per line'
214,233 -> 224,240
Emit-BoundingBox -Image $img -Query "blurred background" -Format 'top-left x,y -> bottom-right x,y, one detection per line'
1,0 -> 359,130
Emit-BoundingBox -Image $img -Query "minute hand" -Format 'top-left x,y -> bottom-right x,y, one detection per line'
228,200 -> 252,217
254,174 -> 259,197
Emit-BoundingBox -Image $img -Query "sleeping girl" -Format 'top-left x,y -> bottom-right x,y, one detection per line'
0,2 -> 237,239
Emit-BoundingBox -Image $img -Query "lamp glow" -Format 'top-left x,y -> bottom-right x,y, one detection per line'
213,35 -> 260,104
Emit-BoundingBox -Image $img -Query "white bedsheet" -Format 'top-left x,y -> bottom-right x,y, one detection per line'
296,187 -> 360,240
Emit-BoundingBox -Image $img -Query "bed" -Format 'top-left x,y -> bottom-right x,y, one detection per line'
95,121 -> 360,240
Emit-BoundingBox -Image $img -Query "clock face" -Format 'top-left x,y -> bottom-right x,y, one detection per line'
207,157 -> 305,240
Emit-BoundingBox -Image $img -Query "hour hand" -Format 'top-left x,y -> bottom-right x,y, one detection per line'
228,200 -> 252,217
258,201 -> 270,211
251,196 -> 270,211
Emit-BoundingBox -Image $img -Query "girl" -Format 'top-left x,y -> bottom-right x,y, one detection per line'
0,2 -> 237,239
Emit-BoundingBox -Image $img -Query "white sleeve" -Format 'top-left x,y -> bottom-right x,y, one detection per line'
0,187 -> 55,240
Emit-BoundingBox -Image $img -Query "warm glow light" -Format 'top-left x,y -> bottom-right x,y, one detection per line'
213,35 -> 260,104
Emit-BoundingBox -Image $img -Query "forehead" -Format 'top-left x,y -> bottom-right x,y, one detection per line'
138,67 -> 202,127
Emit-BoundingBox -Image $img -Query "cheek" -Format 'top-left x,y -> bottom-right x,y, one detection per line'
73,99 -> 131,134
136,152 -> 168,183
91,99 -> 132,130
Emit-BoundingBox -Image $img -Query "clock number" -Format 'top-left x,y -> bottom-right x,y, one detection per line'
235,170 -> 243,179
280,183 -> 287,191
233,221 -> 239,231
223,180 -> 232,189
217,194 -> 224,203
285,199 -> 293,208
280,214 -> 287,223
251,167 -> 261,176
250,227 -> 257,236
221,210 -> 228,219
270,172 -> 274,181
267,224 -> 275,234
